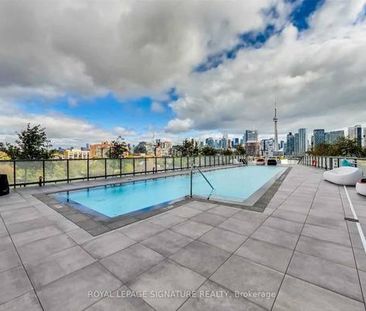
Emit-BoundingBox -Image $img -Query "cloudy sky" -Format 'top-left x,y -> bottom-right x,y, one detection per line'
0,0 -> 365,147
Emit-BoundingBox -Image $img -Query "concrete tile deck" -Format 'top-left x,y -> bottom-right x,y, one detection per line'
0,165 -> 366,310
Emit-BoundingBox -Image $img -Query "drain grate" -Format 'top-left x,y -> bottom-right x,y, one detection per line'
344,217 -> 359,223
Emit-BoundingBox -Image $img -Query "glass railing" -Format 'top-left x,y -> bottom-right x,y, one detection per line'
0,155 -> 244,187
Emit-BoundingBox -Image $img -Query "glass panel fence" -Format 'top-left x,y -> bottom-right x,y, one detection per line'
173,157 -> 181,170
135,158 -> 145,174
122,159 -> 134,174
16,161 -> 43,184
106,159 -> 120,176
156,158 -> 165,171
0,161 -> 14,185
166,157 -> 173,170
89,159 -> 105,177
146,158 -> 155,172
45,160 -> 67,182
69,159 -> 88,179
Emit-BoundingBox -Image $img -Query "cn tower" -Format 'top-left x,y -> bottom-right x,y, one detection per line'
273,102 -> 278,152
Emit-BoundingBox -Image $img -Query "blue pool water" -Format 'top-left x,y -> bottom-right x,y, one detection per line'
55,166 -> 285,218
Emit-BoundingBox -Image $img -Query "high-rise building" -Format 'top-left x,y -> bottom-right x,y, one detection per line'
313,129 -> 325,148
298,128 -> 307,155
348,125 -> 362,147
327,130 -> 344,144
294,133 -> 299,155
260,138 -> 275,157
273,103 -> 278,152
205,137 -> 215,147
244,130 -> 258,142
286,132 -> 294,155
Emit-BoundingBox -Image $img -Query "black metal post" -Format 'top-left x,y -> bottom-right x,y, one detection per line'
119,158 -> 122,177
42,160 -> 45,185
67,159 -> 70,183
87,157 -> 90,181
145,157 -> 147,174
133,158 -> 135,175
13,160 -> 16,188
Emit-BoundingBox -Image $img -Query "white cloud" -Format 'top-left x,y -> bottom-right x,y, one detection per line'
169,0 -> 366,135
165,118 -> 194,133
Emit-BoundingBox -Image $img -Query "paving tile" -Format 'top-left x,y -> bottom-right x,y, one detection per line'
210,255 -> 283,309
208,205 -> 239,217
0,266 -> 33,304
218,217 -> 260,236
149,213 -> 186,228
66,228 -> 93,244
141,229 -> 193,257
27,245 -> 95,289
273,275 -> 364,311
262,217 -> 303,234
183,201 -> 217,211
2,207 -> 41,225
199,227 -> 247,253
6,216 -> 55,235
0,291 -> 42,311
82,231 -> 135,259
236,238 -> 293,273
296,235 -> 355,268
306,214 -> 348,231
287,252 -> 362,301
101,244 -> 164,283
0,235 -> 13,253
190,212 -> 226,226
37,263 -> 122,311
129,259 -> 205,311
180,280 -> 264,311
170,240 -> 231,277
168,206 -> 202,218
251,226 -> 299,250
302,223 -> 351,247
171,220 -> 212,239
86,285 -> 153,310
12,225 -> 62,247
18,234 -> 76,264
119,220 -> 165,241
272,210 -> 307,223
0,247 -> 21,273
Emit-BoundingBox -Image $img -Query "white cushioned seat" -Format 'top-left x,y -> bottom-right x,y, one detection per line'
323,167 -> 363,186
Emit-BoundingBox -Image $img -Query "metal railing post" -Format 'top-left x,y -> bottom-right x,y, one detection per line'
42,160 -> 45,185
13,160 -> 16,188
119,158 -> 122,177
145,157 -> 147,174
164,157 -> 167,171
104,158 -> 107,179
87,157 -> 90,180
133,158 -> 135,175
67,159 -> 70,183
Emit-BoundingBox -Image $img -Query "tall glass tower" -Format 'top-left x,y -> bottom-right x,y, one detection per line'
273,103 -> 279,152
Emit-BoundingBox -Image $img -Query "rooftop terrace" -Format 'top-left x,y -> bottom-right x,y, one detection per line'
0,165 -> 366,310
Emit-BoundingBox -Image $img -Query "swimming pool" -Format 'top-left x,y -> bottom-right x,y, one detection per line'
54,166 -> 285,218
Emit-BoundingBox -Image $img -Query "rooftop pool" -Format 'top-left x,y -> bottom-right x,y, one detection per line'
54,166 -> 285,218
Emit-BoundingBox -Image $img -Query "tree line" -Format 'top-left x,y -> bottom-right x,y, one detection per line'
308,137 -> 366,158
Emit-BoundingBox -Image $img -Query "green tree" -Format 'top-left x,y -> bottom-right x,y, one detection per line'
15,124 -> 53,159
235,145 -> 246,156
174,139 -> 199,157
109,136 -> 129,158
222,149 -> 233,156
200,146 -> 217,156
309,138 -> 364,157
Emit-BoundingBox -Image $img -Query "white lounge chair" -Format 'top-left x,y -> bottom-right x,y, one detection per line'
323,167 -> 363,186
356,179 -> 366,196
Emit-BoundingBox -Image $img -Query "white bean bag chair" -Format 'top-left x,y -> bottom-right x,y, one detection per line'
356,179 -> 366,196
323,167 -> 363,186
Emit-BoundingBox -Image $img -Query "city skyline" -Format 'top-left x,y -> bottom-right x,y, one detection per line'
0,1 -> 366,147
